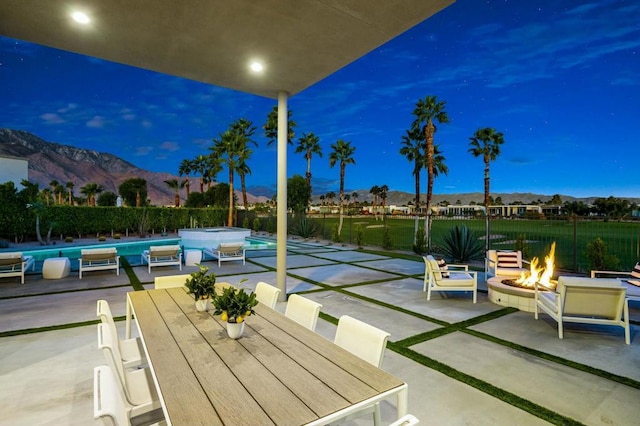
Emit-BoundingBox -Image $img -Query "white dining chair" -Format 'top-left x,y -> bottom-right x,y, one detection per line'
284,294 -> 322,331
154,274 -> 191,289
255,281 -> 281,309
97,323 -> 162,417
334,315 -> 391,425
97,300 -> 146,369
94,365 -> 166,426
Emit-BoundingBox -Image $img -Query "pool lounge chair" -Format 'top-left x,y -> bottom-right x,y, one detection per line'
0,252 -> 35,284
206,242 -> 245,267
79,248 -> 120,279
141,245 -> 182,273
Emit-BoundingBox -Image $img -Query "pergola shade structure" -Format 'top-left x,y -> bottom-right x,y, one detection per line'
0,0 -> 454,297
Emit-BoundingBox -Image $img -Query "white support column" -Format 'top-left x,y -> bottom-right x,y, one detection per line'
276,91 -> 288,301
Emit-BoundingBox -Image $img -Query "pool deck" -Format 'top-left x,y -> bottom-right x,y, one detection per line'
1,234 -> 639,425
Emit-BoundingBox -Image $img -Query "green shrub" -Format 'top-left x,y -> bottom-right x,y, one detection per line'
413,225 -> 427,255
355,225 -> 364,248
382,225 -> 393,250
252,217 -> 261,232
114,233 -> 121,239
266,217 -> 274,234
439,224 -> 484,262
242,216 -> 250,229
585,237 -> 620,271
514,233 -> 530,259
331,224 -> 341,242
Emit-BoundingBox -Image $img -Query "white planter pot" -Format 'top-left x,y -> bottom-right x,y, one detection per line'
226,321 -> 245,339
195,299 -> 210,312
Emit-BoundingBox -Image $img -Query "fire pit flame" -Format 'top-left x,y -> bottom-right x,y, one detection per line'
504,242 -> 557,290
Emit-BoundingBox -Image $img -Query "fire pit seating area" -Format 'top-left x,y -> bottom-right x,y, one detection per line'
534,276 -> 630,344
79,248 -> 120,279
0,252 -> 35,284
485,250 -> 530,279
423,255 -> 478,303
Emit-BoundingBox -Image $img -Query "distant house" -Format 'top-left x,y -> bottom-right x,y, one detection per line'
0,155 -> 28,188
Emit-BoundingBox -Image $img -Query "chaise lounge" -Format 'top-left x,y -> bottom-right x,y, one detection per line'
141,245 -> 182,273
206,242 -> 246,267
0,252 -> 35,284
79,248 -> 120,279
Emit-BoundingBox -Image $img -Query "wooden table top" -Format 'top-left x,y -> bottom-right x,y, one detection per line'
128,288 -> 405,426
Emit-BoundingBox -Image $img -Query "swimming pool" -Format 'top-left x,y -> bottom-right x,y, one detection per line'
15,238 -> 182,261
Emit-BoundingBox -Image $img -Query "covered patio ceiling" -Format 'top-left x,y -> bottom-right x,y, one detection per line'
0,0 -> 453,99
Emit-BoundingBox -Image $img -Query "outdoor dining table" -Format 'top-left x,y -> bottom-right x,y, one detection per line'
126,287 -> 408,426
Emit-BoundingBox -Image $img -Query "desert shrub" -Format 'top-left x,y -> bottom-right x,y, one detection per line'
331,224 -> 341,242
382,225 -> 393,250
439,224 -> 484,262
514,233 -> 530,259
413,225 -> 427,255
289,216 -> 318,239
252,217 -> 261,232
242,216 -> 250,229
585,237 -> 620,271
355,225 -> 364,248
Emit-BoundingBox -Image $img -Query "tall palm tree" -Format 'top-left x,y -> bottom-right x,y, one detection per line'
399,127 -> 423,212
66,181 -> 74,205
326,191 -> 335,207
192,154 -> 209,192
49,180 -> 58,204
202,154 -> 223,191
351,191 -> 359,210
469,127 -> 505,251
55,183 -> 65,205
164,179 -> 185,207
41,188 -> 52,206
411,96 -> 449,214
379,184 -> 389,218
232,118 -> 256,209
178,159 -> 193,199
369,185 -> 380,218
294,132 -> 322,196
329,139 -> 356,236
263,106 -> 296,146
79,183 -> 104,206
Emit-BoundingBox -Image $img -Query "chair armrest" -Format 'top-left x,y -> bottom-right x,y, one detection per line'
590,270 -> 631,278
522,259 -> 531,266
448,264 -> 469,271
486,257 -> 497,266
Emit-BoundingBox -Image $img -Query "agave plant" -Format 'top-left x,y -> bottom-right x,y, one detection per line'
439,224 -> 484,262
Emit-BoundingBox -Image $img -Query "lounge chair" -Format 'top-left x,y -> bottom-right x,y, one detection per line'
79,248 -> 120,279
590,261 -> 640,286
141,245 -> 182,273
0,252 -> 35,284
206,242 -> 245,267
534,276 -> 630,344
423,255 -> 477,303
485,250 -> 529,278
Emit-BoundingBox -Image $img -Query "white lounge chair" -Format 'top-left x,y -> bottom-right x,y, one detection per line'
591,261 -> 640,286
485,250 -> 529,278
334,315 -> 390,425
534,276 -> 630,344
0,252 -> 35,284
423,255 -> 477,303
141,245 -> 182,273
207,242 -> 246,267
79,248 -> 120,279
285,294 -> 322,331
255,281 -> 281,308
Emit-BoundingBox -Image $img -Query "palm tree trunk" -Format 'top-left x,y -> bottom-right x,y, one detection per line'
425,120 -> 435,252
338,166 -> 345,236
240,173 -> 248,208
228,170 -> 234,226
484,156 -> 491,252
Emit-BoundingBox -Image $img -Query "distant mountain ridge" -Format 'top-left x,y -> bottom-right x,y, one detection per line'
1,128 -> 636,206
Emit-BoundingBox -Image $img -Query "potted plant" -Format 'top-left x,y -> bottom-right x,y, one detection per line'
184,265 -> 217,312
211,286 -> 258,339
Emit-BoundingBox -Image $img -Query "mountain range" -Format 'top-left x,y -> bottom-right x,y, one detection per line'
1,128 -> 637,206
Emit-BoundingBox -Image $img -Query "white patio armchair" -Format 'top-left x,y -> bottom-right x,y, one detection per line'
97,300 -> 146,368
0,252 -> 35,284
590,261 -> 640,286
485,250 -> 529,278
154,274 -> 191,289
423,255 -> 477,303
284,294 -> 322,331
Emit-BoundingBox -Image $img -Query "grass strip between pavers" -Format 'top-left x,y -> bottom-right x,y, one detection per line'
0,315 -> 126,338
120,257 -> 144,291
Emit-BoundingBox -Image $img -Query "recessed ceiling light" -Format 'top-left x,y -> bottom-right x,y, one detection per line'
249,61 -> 264,73
71,11 -> 91,24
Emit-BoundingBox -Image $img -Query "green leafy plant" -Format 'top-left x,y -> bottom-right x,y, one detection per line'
585,237 -> 620,271
266,217 -> 274,234
185,265 -> 217,301
355,225 -> 364,248
514,233 -> 530,259
211,286 -> 258,323
382,225 -> 393,250
242,216 -> 250,229
439,224 -> 484,262
290,216 -> 318,238
252,217 -> 261,232
331,223 -> 341,242
413,225 -> 427,255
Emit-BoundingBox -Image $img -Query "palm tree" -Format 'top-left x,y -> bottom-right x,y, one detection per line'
164,178 -> 185,207
411,96 -> 449,215
49,180 -> 58,204
469,127 -> 505,251
192,154 -> 209,192
369,185 -> 380,218
66,181 -> 74,205
399,127 -> 423,212
263,106 -> 296,146
80,183 -> 104,206
319,194 -> 325,212
55,183 -> 65,205
232,118 -> 257,208
178,159 -> 193,199
41,188 -> 52,206
379,184 -> 389,218
202,154 -> 223,191
326,191 -> 335,207
351,191 -> 359,211
329,139 -> 356,236
294,132 -> 322,196
344,193 -> 351,214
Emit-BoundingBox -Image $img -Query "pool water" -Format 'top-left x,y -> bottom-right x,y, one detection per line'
16,238 -> 181,261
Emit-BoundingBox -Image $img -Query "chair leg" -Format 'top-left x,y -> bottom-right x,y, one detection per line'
373,403 -> 381,426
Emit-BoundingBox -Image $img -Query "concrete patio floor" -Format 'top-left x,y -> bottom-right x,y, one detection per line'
1,237 -> 639,425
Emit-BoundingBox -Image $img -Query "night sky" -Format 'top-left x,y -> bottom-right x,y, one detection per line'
2,0 -> 639,198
